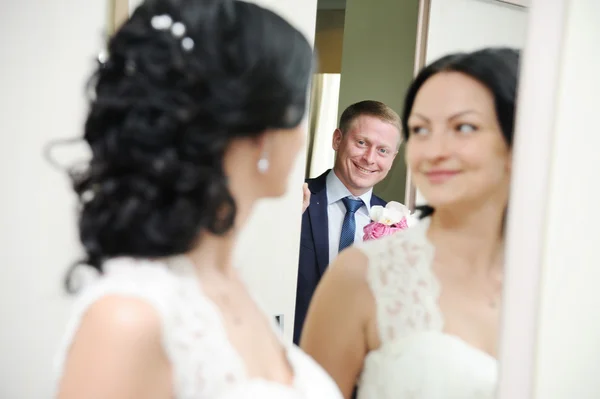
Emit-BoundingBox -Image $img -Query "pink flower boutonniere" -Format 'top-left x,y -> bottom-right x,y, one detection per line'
363,201 -> 417,241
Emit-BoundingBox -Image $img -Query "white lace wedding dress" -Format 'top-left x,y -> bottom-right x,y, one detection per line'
355,218 -> 498,399
53,256 -> 343,399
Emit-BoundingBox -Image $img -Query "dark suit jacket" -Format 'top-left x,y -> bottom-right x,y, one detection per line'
293,169 -> 387,344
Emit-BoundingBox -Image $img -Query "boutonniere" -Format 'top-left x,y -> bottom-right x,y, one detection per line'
363,201 -> 417,241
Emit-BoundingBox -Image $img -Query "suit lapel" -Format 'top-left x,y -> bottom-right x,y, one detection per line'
307,171 -> 330,277
309,188 -> 329,277
370,195 -> 387,207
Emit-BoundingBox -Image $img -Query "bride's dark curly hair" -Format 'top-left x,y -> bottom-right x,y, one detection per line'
63,0 -> 313,289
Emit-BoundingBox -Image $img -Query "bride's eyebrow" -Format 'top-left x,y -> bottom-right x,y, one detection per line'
409,113 -> 430,122
448,110 -> 480,120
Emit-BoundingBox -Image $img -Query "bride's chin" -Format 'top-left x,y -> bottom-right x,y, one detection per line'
421,196 -> 459,211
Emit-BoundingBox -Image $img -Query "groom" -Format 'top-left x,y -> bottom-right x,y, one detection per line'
294,100 -> 402,344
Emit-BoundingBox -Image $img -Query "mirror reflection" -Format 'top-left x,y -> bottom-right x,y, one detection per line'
295,1 -> 529,398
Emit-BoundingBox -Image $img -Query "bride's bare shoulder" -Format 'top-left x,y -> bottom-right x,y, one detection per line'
324,247 -> 371,292
300,247 -> 376,396
57,296 -> 170,398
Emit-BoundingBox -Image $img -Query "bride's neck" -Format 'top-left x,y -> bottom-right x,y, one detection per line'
187,196 -> 255,277
427,202 -> 505,273
187,232 -> 237,277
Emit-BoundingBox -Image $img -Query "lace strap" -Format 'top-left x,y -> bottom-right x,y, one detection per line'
359,221 -> 442,345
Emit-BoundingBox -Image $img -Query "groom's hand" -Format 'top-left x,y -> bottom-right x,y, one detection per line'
302,183 -> 311,213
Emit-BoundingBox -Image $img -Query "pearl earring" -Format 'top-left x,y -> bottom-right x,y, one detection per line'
257,156 -> 269,174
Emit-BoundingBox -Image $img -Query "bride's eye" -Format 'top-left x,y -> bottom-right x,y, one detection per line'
410,126 -> 430,136
456,123 -> 477,134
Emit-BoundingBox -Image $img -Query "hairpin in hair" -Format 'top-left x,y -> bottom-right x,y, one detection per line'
97,50 -> 109,65
151,14 -> 195,52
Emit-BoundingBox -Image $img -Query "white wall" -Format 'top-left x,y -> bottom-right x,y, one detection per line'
0,0 -> 316,397
414,0 -> 529,205
233,0 -> 317,343
0,1 -> 106,398
533,1 -> 600,397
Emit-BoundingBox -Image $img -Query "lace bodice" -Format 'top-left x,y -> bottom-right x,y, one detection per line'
355,219 -> 498,399
53,256 -> 342,399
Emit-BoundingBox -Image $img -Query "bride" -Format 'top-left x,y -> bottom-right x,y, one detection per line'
53,0 -> 342,398
300,47 -> 520,399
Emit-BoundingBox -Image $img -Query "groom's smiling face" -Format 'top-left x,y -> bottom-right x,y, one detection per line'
332,115 -> 400,196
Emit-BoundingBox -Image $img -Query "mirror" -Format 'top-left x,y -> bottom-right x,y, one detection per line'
296,1 -> 531,398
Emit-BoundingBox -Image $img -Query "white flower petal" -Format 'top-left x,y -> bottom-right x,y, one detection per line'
386,208 -> 403,224
385,201 -> 405,211
369,205 -> 385,222
386,201 -> 411,218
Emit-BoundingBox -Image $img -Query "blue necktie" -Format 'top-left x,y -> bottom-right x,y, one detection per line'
339,197 -> 364,252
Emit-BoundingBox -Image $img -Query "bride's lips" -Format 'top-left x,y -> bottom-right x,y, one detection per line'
425,169 -> 459,184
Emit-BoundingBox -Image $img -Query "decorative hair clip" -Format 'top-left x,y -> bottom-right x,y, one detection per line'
97,50 -> 109,65
96,49 -> 136,75
151,14 -> 195,52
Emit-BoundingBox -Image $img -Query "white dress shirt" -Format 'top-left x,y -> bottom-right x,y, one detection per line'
326,170 -> 373,263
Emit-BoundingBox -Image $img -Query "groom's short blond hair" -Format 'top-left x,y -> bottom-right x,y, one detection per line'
339,100 -> 402,140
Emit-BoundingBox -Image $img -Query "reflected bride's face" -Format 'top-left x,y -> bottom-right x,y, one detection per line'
405,72 -> 511,210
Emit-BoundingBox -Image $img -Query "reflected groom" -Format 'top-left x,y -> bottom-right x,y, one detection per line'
294,100 -> 402,344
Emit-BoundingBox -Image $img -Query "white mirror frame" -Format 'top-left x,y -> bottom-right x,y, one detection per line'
496,0 -> 568,397
496,0 -> 531,8
403,0 -> 430,209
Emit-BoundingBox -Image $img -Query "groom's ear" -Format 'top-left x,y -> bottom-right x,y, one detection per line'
332,129 -> 343,151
